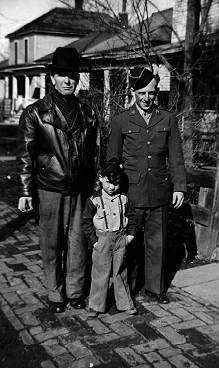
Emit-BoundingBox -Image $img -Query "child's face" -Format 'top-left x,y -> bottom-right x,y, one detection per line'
100,176 -> 120,196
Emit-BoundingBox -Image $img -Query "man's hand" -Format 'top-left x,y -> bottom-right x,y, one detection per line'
18,197 -> 33,212
126,235 -> 134,245
172,192 -> 184,209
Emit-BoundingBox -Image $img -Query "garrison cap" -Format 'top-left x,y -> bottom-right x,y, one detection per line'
130,68 -> 159,91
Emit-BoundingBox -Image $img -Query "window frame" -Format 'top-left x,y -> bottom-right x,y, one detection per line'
14,41 -> 18,65
24,38 -> 29,63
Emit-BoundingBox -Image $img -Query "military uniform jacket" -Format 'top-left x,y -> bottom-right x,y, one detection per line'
107,104 -> 186,208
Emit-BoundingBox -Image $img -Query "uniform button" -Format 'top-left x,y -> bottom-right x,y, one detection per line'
148,155 -> 152,159
148,168 -> 151,172
147,141 -> 151,145
146,130 -> 149,134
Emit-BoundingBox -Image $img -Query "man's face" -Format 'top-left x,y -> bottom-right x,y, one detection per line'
134,78 -> 158,112
100,176 -> 120,196
51,73 -> 78,95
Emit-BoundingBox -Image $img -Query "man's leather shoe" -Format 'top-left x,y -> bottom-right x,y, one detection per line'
158,294 -> 170,304
49,301 -> 66,313
69,298 -> 86,309
185,254 -> 196,264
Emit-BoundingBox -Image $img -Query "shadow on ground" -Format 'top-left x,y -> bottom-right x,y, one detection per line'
0,309 -> 49,368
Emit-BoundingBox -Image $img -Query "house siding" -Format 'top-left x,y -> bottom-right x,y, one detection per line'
172,0 -> 219,43
202,0 -> 219,34
35,35 -> 79,61
9,34 -> 79,65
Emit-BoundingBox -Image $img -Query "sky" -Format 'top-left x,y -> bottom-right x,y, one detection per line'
0,0 -> 62,37
0,0 -> 174,36
0,0 -> 174,58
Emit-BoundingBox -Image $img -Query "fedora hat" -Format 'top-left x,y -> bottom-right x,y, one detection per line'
47,47 -> 80,76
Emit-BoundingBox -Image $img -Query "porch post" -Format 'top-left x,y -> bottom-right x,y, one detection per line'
25,75 -> 30,99
40,73 -> 46,99
4,76 -> 9,98
104,69 -> 110,122
12,76 -> 18,112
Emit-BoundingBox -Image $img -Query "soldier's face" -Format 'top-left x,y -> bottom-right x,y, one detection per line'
51,73 -> 78,95
134,78 -> 158,111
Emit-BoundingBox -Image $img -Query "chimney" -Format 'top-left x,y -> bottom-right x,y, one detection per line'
118,13 -> 128,28
75,0 -> 83,10
119,0 -> 128,28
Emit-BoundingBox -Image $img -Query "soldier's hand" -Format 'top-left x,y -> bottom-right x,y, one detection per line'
172,192 -> 184,209
126,235 -> 134,245
18,197 -> 33,212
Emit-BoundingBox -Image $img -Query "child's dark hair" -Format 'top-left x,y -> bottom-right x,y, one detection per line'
100,159 -> 123,185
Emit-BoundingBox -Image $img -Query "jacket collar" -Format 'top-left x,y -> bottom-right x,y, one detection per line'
36,92 -> 82,131
128,104 -> 163,128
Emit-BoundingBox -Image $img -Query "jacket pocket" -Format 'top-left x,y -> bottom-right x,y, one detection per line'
122,126 -> 145,151
36,153 -> 53,172
154,171 -> 169,184
126,170 -> 141,184
122,127 -> 140,134
37,154 -> 65,179
155,123 -> 170,133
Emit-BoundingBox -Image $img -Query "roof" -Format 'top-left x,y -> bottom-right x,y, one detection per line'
0,59 -> 9,69
81,8 -> 173,56
7,7 -> 115,39
137,8 -> 173,43
37,32 -> 115,63
37,7 -> 173,64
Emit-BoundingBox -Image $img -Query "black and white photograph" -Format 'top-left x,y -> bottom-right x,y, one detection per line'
0,0 -> 218,367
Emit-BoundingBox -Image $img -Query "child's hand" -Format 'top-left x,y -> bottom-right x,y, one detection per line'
126,235 -> 134,245
93,242 -> 98,249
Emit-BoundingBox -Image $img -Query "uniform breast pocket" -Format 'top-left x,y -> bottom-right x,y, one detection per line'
155,125 -> 170,147
122,127 -> 144,150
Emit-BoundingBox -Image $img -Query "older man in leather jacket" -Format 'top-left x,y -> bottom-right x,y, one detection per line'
17,47 -> 99,313
107,69 -> 186,304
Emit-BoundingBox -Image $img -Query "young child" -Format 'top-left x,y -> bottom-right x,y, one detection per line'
83,160 -> 137,318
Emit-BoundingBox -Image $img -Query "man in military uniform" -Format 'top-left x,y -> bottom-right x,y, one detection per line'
107,69 -> 186,303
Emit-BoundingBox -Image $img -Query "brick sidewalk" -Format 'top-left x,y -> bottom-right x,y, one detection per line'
0,199 -> 219,368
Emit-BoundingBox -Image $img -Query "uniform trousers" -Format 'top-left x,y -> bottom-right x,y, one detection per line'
129,205 -> 168,296
38,189 -> 86,302
89,230 -> 134,312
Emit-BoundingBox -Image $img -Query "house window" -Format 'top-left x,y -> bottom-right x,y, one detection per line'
24,39 -> 28,63
14,41 -> 18,64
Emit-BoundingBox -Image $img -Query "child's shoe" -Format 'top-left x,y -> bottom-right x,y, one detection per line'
127,307 -> 137,315
86,308 -> 99,319
124,307 -> 138,315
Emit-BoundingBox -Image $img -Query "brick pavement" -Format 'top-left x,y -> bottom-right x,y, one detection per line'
0,199 -> 219,368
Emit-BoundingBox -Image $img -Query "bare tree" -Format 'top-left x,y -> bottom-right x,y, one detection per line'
57,0 -> 217,167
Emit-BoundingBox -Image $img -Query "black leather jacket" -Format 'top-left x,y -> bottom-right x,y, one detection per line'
17,92 -> 100,197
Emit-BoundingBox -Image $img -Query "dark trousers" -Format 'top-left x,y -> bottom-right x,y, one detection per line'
38,189 -> 86,302
128,205 -> 168,296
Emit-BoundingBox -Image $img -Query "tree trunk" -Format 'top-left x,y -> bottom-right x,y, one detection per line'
183,0 -> 201,110
183,0 -> 201,165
